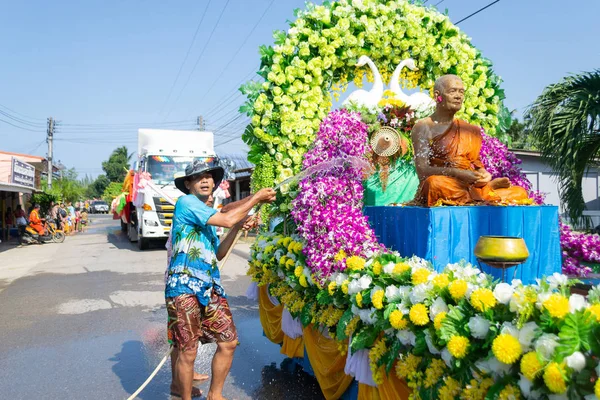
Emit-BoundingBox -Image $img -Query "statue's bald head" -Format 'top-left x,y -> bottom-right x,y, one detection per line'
434,74 -> 463,95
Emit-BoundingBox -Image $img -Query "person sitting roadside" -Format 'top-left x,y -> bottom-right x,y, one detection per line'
14,205 -> 27,245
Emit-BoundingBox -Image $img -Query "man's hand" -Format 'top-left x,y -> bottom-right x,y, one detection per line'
239,214 -> 261,231
456,169 -> 482,184
253,188 -> 277,204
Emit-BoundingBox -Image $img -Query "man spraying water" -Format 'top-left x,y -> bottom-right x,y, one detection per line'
166,159 -> 275,400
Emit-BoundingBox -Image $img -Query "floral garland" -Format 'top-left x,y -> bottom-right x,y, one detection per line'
249,233 -> 600,399
242,0 -> 509,192
290,109 -> 378,279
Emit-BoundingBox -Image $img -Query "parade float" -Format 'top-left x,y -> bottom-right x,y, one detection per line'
241,1 -> 600,398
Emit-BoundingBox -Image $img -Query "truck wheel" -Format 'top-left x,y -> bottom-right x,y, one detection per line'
137,236 -> 149,250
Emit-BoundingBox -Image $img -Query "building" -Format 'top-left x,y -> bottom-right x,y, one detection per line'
0,151 -> 57,240
219,154 -> 254,201
515,149 -> 600,227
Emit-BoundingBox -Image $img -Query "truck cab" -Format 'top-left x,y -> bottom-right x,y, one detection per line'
125,129 -> 217,250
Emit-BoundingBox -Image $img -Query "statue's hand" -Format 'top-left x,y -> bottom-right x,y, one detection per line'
456,170 -> 481,184
475,170 -> 492,185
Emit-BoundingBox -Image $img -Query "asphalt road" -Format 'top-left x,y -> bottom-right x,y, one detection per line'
0,214 -> 324,400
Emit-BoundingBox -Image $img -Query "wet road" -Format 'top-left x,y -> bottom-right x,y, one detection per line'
0,215 -> 324,399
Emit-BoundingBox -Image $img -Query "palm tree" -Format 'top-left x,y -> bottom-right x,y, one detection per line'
527,70 -> 600,225
188,247 -> 201,262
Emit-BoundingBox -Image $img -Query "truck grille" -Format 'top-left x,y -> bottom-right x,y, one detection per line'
153,197 -> 176,226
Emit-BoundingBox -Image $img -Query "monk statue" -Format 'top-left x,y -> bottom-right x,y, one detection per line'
411,75 -> 529,206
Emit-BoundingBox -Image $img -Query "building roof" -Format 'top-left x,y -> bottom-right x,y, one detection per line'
219,153 -> 254,179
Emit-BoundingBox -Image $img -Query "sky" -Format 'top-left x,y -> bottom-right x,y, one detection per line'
0,0 -> 599,179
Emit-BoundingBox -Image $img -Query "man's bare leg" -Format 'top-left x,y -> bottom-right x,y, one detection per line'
173,345 -> 200,400
207,341 -> 237,400
170,349 -> 209,395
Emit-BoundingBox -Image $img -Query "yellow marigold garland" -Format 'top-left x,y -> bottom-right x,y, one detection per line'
470,288 -> 497,312
543,362 -> 567,394
409,303 -> 429,326
492,334 -> 522,365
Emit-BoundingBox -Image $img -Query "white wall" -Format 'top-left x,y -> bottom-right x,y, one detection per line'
516,152 -> 600,226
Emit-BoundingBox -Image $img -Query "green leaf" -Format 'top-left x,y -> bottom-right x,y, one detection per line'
300,302 -> 313,327
242,124 -> 257,146
385,339 -> 402,374
383,303 -> 396,321
316,290 -> 332,305
259,45 -> 275,60
351,326 -> 378,352
336,308 -> 355,341
238,102 -> 254,116
588,325 -> 600,355
556,311 -> 592,361
413,331 -> 427,356
272,30 -> 286,45
439,305 -> 464,341
247,145 -> 265,165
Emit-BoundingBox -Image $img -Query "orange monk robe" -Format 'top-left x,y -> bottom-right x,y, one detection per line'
415,120 -> 529,207
29,209 -> 44,235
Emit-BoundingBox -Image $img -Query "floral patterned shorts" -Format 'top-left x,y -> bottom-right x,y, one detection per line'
166,292 -> 238,351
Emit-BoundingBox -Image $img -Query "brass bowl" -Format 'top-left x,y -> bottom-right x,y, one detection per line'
474,236 -> 529,263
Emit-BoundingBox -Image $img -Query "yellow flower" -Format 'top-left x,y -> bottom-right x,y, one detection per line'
294,266 -> 303,278
346,256 -> 366,271
438,377 -> 461,400
543,362 -> 567,394
345,315 -> 360,337
434,311 -> 447,331
356,292 -> 363,307
588,304 -> 600,322
328,281 -> 337,295
372,289 -> 384,309
492,334 -> 522,364
395,353 -> 422,380
334,249 -> 347,262
279,256 -> 287,266
498,384 -> 521,400
432,273 -> 449,289
409,303 -> 429,326
341,280 -> 349,294
447,335 -> 469,359
412,268 -> 431,285
520,352 -> 544,381
449,279 -> 468,301
372,261 -> 382,275
595,378 -> 600,399
285,259 -> 295,269
389,310 -> 407,329
543,294 -> 570,319
298,275 -> 308,288
423,358 -> 445,388
470,288 -> 497,312
393,262 -> 411,275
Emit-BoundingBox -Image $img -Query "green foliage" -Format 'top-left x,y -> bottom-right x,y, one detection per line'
29,192 -> 58,215
336,308 -> 355,341
102,146 -> 132,182
42,168 -> 86,203
87,175 -> 110,199
102,182 -> 123,204
527,69 -> 600,224
556,311 -> 592,360
351,325 -> 379,352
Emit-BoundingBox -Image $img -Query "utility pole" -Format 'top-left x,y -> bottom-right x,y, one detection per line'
47,117 -> 54,189
197,116 -> 205,131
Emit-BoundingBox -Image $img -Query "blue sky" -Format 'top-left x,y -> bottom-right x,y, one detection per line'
1,0 -> 599,178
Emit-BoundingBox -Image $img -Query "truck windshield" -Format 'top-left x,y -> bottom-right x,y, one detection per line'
146,156 -> 217,185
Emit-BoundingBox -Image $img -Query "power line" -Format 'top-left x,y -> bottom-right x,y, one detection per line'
455,0 -> 500,25
196,0 -> 276,106
0,103 -> 45,122
0,109 -> 46,128
0,117 -> 43,132
434,0 -> 445,6
162,0 -> 232,121
203,70 -> 258,117
156,0 -> 213,118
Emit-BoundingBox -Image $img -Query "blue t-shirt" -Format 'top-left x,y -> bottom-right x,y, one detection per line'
164,194 -> 222,306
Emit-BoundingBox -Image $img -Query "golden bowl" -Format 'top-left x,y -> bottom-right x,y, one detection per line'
474,236 -> 529,263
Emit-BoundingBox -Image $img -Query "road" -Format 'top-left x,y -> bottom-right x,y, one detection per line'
0,214 -> 324,400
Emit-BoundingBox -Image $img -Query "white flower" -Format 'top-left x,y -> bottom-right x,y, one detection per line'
358,275 -> 372,291
569,294 -> 588,313
335,273 -> 348,286
396,330 -> 416,346
511,279 -> 523,288
547,272 -> 568,289
429,297 -> 448,320
518,322 -> 538,350
486,356 -> 512,377
493,283 -> 514,305
384,285 -> 402,302
407,256 -> 431,270
424,330 -> 440,355
565,351 -> 586,372
383,262 -> 395,274
409,283 -> 432,304
596,362 -> 600,377
452,264 -> 480,280
501,322 -> 519,339
468,316 -> 490,339
441,348 -> 452,367
466,283 -> 476,298
536,292 -> 552,310
547,395 -> 569,400
347,280 -> 361,295
277,270 -> 285,279
518,374 -> 532,397
535,333 -> 559,361
257,239 -> 267,249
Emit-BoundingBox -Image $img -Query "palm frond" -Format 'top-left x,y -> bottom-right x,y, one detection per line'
526,69 -> 600,224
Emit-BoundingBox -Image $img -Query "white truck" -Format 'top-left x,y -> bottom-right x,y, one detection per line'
123,128 -> 218,250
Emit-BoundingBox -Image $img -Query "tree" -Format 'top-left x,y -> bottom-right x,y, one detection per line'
87,175 -> 110,199
102,146 -> 132,182
42,168 -> 85,203
102,182 -> 123,204
506,117 -> 535,150
527,69 -> 600,224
